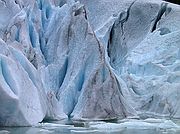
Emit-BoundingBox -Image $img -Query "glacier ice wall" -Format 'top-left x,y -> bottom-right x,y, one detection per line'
0,0 -> 180,126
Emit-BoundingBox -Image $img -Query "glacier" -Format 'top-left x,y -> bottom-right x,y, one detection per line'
0,0 -> 180,126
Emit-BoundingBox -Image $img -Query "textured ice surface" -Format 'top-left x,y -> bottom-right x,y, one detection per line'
0,0 -> 180,126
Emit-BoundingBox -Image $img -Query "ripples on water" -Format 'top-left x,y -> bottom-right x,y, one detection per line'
0,119 -> 180,134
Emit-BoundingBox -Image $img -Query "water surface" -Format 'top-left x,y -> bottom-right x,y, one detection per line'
1,119 -> 180,134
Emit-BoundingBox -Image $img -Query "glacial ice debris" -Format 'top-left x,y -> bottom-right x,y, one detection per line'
89,119 -> 179,130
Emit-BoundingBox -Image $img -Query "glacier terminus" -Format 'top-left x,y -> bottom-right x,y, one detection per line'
0,0 -> 180,127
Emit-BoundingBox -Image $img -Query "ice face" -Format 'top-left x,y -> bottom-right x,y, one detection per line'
0,41 -> 47,126
0,0 -> 180,126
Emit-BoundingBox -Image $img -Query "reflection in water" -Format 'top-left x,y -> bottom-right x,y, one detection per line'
0,119 -> 180,134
